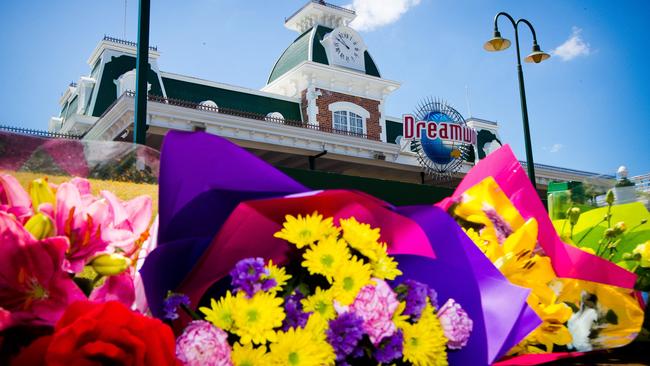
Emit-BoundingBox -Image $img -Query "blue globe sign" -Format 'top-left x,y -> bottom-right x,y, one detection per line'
402,98 -> 476,181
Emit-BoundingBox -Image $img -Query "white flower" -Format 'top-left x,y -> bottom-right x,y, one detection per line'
567,306 -> 598,352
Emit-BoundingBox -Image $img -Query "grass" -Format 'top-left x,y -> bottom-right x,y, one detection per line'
5,171 -> 159,217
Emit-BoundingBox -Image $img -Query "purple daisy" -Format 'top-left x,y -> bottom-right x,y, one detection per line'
282,291 -> 311,331
374,329 -> 403,363
427,287 -> 439,309
229,257 -> 276,297
326,312 -> 365,361
397,279 -> 428,320
162,292 -> 190,320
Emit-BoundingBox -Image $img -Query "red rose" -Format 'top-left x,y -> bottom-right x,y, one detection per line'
12,301 -> 180,366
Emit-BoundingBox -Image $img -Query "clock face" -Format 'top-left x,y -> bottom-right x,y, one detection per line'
332,30 -> 362,64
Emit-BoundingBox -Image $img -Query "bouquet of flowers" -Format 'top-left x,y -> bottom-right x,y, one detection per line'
0,172 -> 177,365
168,212 -> 473,366
439,145 -> 645,362
447,177 -> 643,354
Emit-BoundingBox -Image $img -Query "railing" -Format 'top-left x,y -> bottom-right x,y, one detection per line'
519,160 -> 615,180
120,91 -> 373,140
285,0 -> 355,23
0,125 -> 82,140
103,35 -> 158,51
69,81 -> 78,87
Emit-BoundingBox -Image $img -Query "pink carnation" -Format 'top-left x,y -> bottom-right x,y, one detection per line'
176,320 -> 233,366
349,278 -> 399,345
438,298 -> 473,350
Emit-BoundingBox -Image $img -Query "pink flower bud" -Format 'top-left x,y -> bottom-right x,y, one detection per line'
438,298 -> 473,350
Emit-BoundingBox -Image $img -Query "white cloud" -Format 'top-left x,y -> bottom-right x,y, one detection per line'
552,27 -> 591,61
346,0 -> 421,31
549,143 -> 564,153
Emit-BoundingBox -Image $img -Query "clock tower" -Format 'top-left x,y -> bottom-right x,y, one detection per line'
262,1 -> 400,142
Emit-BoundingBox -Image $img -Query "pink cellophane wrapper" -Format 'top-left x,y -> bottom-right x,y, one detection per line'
438,144 -> 637,289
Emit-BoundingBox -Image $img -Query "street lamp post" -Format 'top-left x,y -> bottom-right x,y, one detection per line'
484,12 -> 550,187
134,0 -> 151,145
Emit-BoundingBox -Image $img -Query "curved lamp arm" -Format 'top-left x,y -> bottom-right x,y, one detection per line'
516,18 -> 540,45
493,11 -> 516,31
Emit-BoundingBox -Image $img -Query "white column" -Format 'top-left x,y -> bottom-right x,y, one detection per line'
305,76 -> 321,126
378,93 -> 387,143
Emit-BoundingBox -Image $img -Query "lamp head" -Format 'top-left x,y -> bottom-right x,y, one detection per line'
483,30 -> 511,51
525,43 -> 550,63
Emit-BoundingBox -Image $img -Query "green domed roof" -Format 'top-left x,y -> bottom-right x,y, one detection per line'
267,25 -> 381,84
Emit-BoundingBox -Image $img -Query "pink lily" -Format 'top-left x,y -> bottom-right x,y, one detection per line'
0,211 -> 85,331
89,272 -> 136,307
0,173 -> 32,223
101,190 -> 152,255
55,181 -> 110,272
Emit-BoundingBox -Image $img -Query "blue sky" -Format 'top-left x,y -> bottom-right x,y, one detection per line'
1,0 -> 649,176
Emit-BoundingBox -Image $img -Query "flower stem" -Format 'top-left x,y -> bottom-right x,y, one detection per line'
576,218 -> 606,245
92,274 -> 104,286
181,303 -> 202,320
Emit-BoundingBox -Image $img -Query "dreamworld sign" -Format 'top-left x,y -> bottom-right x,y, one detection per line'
402,98 -> 477,181
402,114 -> 477,145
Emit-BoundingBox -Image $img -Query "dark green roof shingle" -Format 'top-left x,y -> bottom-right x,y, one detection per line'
92,55 -> 163,117
268,25 -> 381,84
162,77 -> 303,121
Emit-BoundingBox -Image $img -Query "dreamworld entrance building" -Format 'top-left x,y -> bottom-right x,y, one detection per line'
47,0 -> 614,200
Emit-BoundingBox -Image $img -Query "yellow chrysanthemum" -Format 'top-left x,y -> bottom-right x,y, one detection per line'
301,287 -> 336,320
401,302 -> 448,366
339,217 -> 384,261
232,291 -> 285,344
331,256 -> 372,305
274,211 -> 339,249
304,311 -> 329,336
302,236 -> 351,282
231,342 -> 269,366
268,323 -> 336,366
464,227 -> 502,261
199,290 -> 240,331
264,260 -> 291,294
392,301 -> 409,330
370,246 -> 402,280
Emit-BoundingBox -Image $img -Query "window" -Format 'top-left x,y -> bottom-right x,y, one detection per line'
329,101 -> 370,136
198,100 -> 219,112
333,110 -> 348,131
265,112 -> 285,123
333,110 -> 364,135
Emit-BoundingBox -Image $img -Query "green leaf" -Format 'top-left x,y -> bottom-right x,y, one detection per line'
73,277 -> 94,297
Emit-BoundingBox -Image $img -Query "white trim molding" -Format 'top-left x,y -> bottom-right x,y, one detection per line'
262,61 -> 400,102
328,101 -> 370,119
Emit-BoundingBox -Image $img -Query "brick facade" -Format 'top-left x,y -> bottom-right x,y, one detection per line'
310,88 -> 381,141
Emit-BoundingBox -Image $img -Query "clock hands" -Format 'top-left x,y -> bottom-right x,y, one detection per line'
336,35 -> 350,50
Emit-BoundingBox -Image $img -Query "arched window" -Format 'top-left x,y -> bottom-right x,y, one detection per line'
265,112 -> 285,123
328,102 -> 369,136
333,111 -> 363,134
198,100 -> 218,112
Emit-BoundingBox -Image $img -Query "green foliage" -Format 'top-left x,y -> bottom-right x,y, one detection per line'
615,177 -> 635,188
554,202 -> 650,262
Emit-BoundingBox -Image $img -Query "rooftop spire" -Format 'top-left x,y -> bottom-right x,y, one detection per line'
285,1 -> 356,33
